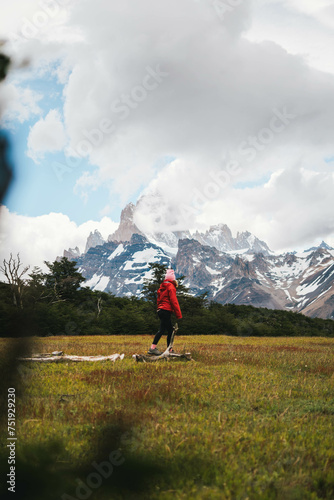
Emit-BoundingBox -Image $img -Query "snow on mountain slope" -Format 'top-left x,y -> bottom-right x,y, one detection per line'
63,203 -> 334,319
192,224 -> 271,255
173,240 -> 334,318
72,235 -> 334,318
75,233 -> 170,297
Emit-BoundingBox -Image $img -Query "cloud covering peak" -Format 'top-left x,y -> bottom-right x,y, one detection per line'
1,0 -> 334,253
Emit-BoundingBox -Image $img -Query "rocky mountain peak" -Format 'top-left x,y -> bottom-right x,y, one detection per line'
85,230 -> 105,253
320,241 -> 334,250
191,224 -> 271,254
235,230 -> 271,254
305,241 -> 334,252
63,246 -> 81,260
121,202 -> 135,221
192,224 -> 234,252
107,203 -> 144,243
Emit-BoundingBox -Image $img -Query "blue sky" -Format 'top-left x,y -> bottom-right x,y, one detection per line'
3,70 -> 126,224
5,124 -> 123,224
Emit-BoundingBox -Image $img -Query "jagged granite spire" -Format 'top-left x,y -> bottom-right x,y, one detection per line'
192,224 -> 271,254
107,203 -> 145,243
85,230 -> 105,253
63,246 -> 81,260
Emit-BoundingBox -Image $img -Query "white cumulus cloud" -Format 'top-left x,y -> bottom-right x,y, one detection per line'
27,109 -> 66,161
0,82 -> 42,125
2,0 -> 334,252
0,206 -> 118,271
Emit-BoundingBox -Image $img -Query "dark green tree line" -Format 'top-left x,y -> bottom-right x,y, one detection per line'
0,256 -> 333,337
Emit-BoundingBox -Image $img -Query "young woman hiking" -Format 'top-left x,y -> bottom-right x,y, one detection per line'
148,269 -> 182,355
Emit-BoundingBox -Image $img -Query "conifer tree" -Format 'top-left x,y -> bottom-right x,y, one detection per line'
44,257 -> 85,302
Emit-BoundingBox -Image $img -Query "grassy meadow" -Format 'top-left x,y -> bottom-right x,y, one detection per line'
1,335 -> 334,500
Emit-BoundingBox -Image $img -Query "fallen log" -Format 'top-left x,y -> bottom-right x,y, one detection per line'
133,352 -> 193,363
18,351 -> 125,363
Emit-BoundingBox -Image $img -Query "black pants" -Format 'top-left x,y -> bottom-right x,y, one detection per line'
153,309 -> 173,347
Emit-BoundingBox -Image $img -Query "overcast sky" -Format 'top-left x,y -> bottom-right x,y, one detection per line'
1,0 -> 334,268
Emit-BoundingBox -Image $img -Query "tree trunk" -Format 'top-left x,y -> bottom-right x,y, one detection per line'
18,352 -> 125,362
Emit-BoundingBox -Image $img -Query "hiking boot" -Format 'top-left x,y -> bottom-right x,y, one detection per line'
148,347 -> 161,355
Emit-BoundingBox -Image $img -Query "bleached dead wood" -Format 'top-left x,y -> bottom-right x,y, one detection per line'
132,323 -> 193,362
133,352 -> 192,363
18,351 -> 125,362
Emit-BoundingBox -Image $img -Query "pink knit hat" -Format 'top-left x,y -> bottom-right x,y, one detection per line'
165,269 -> 176,281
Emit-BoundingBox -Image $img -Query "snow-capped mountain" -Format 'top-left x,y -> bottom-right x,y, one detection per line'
192,224 -> 271,255
304,241 -> 334,253
63,203 -> 334,319
72,203 -> 268,256
174,239 -> 334,319
75,233 -> 171,297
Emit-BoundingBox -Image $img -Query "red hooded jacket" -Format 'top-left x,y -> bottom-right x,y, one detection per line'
157,280 -> 182,319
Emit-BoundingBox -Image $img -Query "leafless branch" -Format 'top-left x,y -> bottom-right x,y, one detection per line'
0,253 -> 30,308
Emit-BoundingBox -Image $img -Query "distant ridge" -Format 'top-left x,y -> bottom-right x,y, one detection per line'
63,202 -> 334,320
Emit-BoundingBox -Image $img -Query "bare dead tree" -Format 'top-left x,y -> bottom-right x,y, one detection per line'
0,253 -> 30,308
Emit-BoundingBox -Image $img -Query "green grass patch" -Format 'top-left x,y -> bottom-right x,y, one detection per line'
0,335 -> 333,499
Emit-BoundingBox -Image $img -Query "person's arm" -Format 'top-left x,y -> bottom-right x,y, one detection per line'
168,286 -> 182,319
